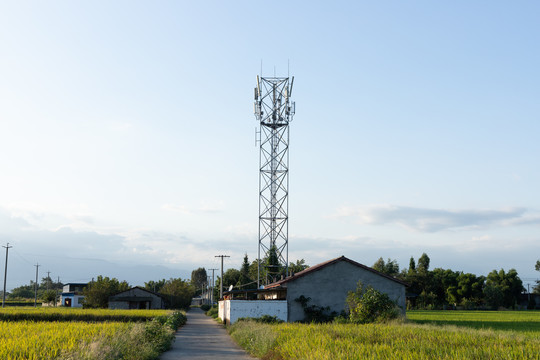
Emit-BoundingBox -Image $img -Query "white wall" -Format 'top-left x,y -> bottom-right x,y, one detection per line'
218,300 -> 287,325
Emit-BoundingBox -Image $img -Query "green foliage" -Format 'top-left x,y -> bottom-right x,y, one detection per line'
144,279 -> 166,294
206,306 -> 219,319
265,245 -> 283,283
528,296 -> 537,310
200,304 -> 211,311
372,257 -> 399,277
9,286 -> 34,299
535,260 -> 540,294
237,315 -> 284,324
288,259 -> 309,274
417,253 -> 430,273
346,281 -> 400,324
82,276 -> 130,309
190,267 -> 207,294
65,320 -> 176,360
295,295 -> 339,323
42,290 -> 57,304
485,268 -> 524,309
160,278 -> 195,310
237,254 -> 253,289
8,277 -> 63,301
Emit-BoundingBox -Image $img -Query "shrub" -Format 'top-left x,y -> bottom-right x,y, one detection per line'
200,304 -> 211,312
237,315 -> 284,324
206,307 -> 219,319
346,281 -> 400,324
295,295 -> 339,323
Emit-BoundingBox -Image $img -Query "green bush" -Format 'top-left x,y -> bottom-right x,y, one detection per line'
295,295 -> 339,323
346,281 -> 400,324
206,307 -> 219,319
237,315 -> 284,324
62,311 -> 185,360
200,304 -> 211,311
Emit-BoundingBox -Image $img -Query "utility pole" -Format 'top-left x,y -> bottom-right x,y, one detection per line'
215,255 -> 230,300
209,268 -> 218,305
207,276 -> 211,304
56,276 -> 60,307
46,271 -> 51,291
34,263 -> 40,307
2,243 -> 12,308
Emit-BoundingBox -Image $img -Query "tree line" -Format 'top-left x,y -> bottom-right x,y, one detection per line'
190,253 -> 310,300
372,253 -> 538,310
8,275 -> 196,309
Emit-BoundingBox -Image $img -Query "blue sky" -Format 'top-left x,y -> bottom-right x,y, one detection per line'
0,1 -> 539,290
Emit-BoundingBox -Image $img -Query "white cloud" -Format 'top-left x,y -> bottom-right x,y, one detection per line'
332,205 -> 536,232
162,203 -> 191,215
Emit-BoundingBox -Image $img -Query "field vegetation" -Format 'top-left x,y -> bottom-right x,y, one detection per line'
229,311 -> 540,359
407,310 -> 540,333
0,307 -> 186,360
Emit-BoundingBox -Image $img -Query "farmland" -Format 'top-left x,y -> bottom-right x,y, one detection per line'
229,311 -> 540,359
0,307 -> 185,360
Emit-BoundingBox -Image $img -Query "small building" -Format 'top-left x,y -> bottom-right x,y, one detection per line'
108,286 -> 166,310
61,283 -> 87,308
265,256 -> 407,322
219,256 -> 407,324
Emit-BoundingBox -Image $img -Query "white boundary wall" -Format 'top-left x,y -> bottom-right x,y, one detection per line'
218,300 -> 287,325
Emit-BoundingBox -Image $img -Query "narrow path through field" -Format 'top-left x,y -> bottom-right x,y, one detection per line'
159,307 -> 254,360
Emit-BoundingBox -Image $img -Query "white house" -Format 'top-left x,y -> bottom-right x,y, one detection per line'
61,283 -> 87,308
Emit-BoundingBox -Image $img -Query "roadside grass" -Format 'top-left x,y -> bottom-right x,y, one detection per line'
229,311 -> 540,360
0,308 -> 186,360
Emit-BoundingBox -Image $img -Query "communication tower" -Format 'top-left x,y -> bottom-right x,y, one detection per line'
254,75 -> 295,286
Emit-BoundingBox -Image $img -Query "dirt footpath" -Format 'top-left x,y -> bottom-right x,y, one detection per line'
160,307 -> 254,359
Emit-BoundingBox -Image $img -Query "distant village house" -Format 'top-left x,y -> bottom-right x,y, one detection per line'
108,286 -> 166,310
61,283 -> 87,308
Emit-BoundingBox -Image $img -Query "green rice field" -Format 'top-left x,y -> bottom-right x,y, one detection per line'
229,310 -> 540,359
407,310 -> 540,333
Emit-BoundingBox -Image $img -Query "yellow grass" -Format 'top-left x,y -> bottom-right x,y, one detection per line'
0,320 -> 129,360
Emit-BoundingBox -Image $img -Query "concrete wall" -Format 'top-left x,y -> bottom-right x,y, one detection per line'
219,300 -> 287,325
286,260 -> 406,322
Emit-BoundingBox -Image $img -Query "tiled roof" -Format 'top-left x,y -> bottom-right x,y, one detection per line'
265,256 -> 408,288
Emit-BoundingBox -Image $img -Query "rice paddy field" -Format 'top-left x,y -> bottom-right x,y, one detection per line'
0,307 -> 182,360
229,310 -> 540,360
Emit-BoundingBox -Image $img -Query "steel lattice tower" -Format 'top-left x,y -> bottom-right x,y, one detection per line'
254,75 -> 295,286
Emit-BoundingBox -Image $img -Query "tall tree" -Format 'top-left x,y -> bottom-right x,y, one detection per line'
265,245 -> 282,282
485,269 -> 524,309
417,253 -> 430,273
144,279 -> 166,293
82,276 -> 129,308
237,254 -> 252,289
191,267 -> 207,293
160,278 -> 195,309
408,257 -> 416,275
535,260 -> 540,294
372,258 -> 399,277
